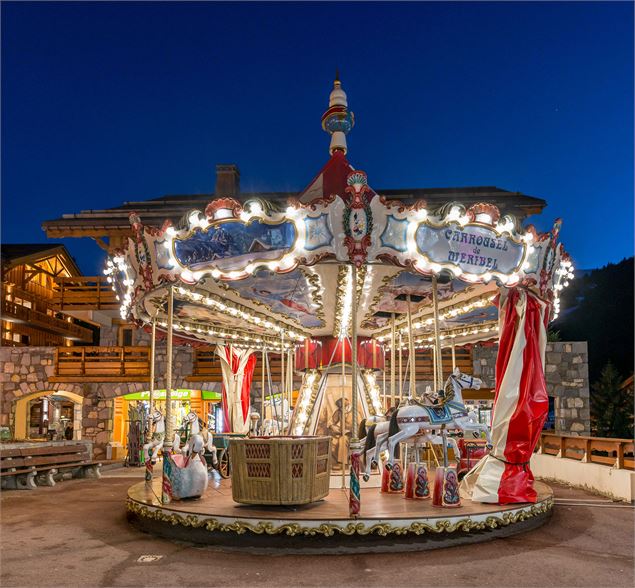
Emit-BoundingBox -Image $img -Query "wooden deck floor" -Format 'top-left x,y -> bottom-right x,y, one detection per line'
129,476 -> 552,522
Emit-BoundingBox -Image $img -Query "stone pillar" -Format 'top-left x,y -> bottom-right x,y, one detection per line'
545,342 -> 590,436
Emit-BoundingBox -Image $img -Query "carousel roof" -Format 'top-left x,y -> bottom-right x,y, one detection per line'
99,77 -> 571,354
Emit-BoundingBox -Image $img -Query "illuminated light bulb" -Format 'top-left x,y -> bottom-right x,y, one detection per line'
482,272 -> 492,282
211,269 -> 221,279
447,206 -> 461,221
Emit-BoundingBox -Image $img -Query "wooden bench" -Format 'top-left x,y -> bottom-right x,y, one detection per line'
0,444 -> 102,490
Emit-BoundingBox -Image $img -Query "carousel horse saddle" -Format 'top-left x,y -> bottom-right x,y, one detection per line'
398,404 -> 453,425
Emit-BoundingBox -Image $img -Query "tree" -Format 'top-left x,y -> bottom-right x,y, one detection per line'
590,362 -> 634,439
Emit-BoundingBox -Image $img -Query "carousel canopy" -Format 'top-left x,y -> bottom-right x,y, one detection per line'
98,78 -> 573,352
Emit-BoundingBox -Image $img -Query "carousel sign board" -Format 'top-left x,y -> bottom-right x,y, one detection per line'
415,224 -> 526,276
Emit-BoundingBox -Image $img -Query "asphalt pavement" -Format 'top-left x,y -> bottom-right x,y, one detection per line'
1,467 -> 633,588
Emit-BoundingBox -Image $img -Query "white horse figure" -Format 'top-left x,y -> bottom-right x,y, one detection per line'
262,418 -> 282,436
143,409 -> 165,464
179,411 -> 217,465
384,368 -> 491,471
360,387 -> 462,481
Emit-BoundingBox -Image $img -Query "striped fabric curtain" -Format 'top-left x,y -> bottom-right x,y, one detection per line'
461,288 -> 549,504
216,345 -> 257,434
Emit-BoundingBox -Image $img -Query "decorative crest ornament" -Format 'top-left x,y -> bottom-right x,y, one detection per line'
343,170 -> 373,267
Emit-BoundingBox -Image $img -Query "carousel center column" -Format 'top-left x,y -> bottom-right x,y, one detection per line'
349,263 -> 361,517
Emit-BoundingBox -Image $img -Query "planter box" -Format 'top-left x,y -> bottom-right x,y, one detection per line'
230,436 -> 331,505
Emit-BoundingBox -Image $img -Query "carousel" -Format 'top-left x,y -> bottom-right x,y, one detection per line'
121,77 -> 572,552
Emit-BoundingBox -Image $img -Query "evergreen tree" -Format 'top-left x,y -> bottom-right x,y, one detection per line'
590,362 -> 633,439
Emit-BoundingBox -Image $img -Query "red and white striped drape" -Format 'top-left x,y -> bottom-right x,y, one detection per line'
216,345 -> 257,434
462,288 -> 549,503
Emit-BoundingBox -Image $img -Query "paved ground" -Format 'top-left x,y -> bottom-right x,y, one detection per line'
1,468 -> 633,588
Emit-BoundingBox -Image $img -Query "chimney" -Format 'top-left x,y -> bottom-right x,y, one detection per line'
215,164 -> 240,197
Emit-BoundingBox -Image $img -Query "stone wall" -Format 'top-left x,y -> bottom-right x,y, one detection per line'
545,342 -> 590,435
0,339 -> 591,459
0,342 -> 220,459
470,340 -> 591,436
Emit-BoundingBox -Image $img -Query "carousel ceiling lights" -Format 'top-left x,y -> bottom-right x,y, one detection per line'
375,294 -> 497,342
174,286 -> 308,342
387,321 -> 500,350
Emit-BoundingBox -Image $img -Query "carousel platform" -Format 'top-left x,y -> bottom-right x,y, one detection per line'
126,476 -> 553,553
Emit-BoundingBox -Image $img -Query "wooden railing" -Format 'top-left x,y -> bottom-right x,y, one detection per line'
190,348 -> 286,382
539,433 -> 634,470
2,298 -> 93,342
52,277 -> 118,310
52,346 -> 150,382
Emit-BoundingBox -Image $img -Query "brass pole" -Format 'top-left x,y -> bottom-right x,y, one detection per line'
432,275 -> 443,388
407,295 -> 416,399
280,333 -> 285,434
398,331 -> 403,404
341,336 -> 346,485
164,286 -> 174,446
390,313 -> 396,408
351,264 -> 359,443
149,317 -> 156,415
261,349 -> 265,433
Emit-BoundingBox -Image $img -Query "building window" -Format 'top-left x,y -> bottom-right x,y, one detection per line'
118,326 -> 133,347
543,397 -> 556,431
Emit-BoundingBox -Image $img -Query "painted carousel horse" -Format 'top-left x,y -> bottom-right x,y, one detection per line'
175,411 -> 217,465
142,409 -> 165,464
361,387 -> 436,479
384,368 -> 491,471
262,418 -> 282,436
361,404 -> 463,482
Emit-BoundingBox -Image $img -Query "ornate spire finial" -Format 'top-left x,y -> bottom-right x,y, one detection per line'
321,76 -> 354,155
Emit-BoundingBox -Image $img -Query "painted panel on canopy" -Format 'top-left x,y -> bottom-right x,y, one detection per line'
442,305 -> 499,330
221,269 -> 324,329
415,224 -> 525,275
173,220 -> 297,271
362,271 -> 471,330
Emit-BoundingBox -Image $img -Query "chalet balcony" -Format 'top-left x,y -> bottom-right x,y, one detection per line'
2,298 -> 93,342
50,346 -> 151,382
52,277 -> 118,311
187,347 -> 289,383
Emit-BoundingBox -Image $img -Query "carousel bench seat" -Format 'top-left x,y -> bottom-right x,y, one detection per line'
0,443 -> 101,490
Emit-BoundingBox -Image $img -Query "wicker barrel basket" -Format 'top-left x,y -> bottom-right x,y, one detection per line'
229,436 -> 331,505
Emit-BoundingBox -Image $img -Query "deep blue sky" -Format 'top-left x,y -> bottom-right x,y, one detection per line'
2,1 -> 633,275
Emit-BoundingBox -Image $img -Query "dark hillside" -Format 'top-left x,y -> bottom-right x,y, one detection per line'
552,257 -> 634,382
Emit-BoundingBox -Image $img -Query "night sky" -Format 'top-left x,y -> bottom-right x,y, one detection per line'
2,1 -> 633,275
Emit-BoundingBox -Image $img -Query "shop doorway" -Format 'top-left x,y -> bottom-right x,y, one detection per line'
13,390 -> 83,441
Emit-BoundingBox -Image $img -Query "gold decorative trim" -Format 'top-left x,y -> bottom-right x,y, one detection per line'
127,496 -> 553,538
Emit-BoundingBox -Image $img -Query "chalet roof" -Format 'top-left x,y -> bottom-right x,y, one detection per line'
41,183 -> 547,240
1,243 -> 82,276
